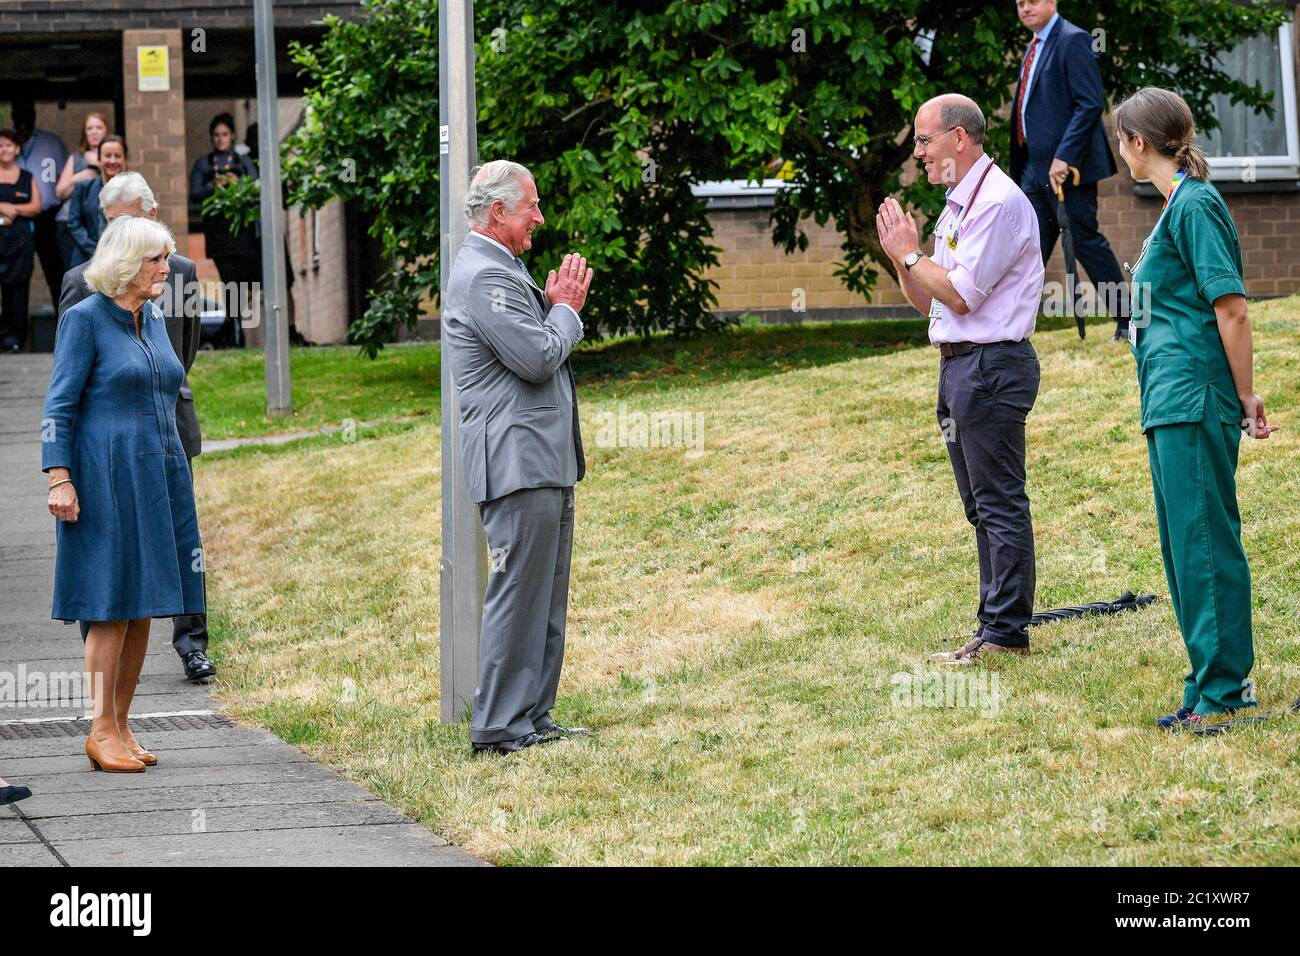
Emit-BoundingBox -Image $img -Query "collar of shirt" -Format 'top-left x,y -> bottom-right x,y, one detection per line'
468,230 -> 521,264
943,153 -> 994,219
1034,12 -> 1059,43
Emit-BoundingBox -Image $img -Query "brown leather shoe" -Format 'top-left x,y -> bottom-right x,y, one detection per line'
930,636 -> 1028,665
119,726 -> 158,766
86,733 -> 147,773
929,635 -> 984,662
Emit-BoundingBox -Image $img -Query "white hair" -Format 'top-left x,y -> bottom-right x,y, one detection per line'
463,159 -> 532,227
84,216 -> 176,297
98,171 -> 157,215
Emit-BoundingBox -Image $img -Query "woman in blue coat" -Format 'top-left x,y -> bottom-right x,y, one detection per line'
43,215 -> 205,773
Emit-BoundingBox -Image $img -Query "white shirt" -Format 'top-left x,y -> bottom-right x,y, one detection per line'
468,230 -> 580,323
1019,12 -> 1060,137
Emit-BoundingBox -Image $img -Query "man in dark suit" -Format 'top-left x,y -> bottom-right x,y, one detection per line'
57,171 -> 217,683
1010,0 -> 1129,339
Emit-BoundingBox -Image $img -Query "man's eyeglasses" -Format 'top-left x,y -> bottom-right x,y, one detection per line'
913,126 -> 959,149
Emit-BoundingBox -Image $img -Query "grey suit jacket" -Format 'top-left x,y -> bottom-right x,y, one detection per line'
58,253 -> 204,458
442,232 -> 585,505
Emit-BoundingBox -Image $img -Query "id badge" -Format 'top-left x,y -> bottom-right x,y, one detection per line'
928,297 -> 943,321
1127,320 -> 1138,348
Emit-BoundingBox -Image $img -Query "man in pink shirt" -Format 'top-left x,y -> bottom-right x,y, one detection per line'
877,94 -> 1045,663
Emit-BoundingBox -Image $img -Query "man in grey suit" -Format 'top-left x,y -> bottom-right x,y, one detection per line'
442,160 -> 593,755
57,171 -> 217,683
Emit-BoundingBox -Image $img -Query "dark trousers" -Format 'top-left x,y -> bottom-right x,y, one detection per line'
211,254 -> 261,348
1023,179 -> 1129,328
471,486 -> 575,743
32,208 -> 65,306
937,341 -> 1040,647
55,220 -> 78,272
0,280 -> 30,347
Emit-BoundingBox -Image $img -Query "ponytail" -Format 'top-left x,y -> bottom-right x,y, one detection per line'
1174,140 -> 1210,180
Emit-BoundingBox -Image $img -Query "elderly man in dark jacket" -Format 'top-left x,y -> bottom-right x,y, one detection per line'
57,171 -> 216,682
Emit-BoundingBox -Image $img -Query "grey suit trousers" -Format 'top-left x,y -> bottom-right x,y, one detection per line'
471,485 -> 575,743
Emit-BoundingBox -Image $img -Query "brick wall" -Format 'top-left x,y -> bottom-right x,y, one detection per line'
707,133 -> 1300,320
122,30 -> 187,237
286,199 -> 350,344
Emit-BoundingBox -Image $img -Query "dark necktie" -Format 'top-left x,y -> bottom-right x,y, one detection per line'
1015,37 -> 1039,148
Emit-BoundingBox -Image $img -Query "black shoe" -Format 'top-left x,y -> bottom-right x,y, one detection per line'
472,732 -> 554,756
537,724 -> 595,740
0,785 -> 32,805
181,650 -> 217,681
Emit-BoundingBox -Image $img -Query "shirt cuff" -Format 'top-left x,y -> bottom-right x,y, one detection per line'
945,265 -> 984,313
554,303 -> 581,323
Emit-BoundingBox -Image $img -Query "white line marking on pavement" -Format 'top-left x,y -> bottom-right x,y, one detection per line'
0,709 -> 219,725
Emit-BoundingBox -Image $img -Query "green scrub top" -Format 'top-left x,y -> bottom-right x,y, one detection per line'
1130,177 -> 1246,433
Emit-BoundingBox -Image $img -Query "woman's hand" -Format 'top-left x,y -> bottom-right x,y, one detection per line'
48,482 -> 79,523
0,202 -> 17,221
1239,392 -> 1280,440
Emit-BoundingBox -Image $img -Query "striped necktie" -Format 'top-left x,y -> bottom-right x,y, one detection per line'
1015,37 -> 1039,148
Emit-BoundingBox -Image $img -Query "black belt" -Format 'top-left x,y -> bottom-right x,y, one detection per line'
936,340 -> 1016,359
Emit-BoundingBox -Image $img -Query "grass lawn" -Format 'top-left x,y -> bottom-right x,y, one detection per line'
187,311 -> 1097,439
193,302 -> 1300,865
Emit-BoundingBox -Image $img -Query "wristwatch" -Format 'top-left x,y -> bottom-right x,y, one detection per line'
903,251 -> 925,271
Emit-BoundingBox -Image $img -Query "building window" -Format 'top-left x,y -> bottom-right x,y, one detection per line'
1200,19 -> 1299,181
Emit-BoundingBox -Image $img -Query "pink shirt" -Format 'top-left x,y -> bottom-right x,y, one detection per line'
928,153 -> 1044,345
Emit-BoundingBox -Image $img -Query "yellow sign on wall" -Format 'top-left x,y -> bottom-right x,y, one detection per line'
137,46 -> 170,92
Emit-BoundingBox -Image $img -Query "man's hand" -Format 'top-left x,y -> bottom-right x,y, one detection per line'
544,253 -> 593,314
876,198 -> 921,264
1048,158 -> 1071,191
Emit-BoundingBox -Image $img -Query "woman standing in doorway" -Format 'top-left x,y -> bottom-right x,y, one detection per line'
190,112 -> 260,347
0,127 -> 43,353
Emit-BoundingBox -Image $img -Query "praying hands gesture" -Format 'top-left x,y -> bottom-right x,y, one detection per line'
876,197 -> 922,265
544,253 -> 594,314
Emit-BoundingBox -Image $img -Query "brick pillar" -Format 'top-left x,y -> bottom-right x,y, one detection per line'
123,30 -> 187,233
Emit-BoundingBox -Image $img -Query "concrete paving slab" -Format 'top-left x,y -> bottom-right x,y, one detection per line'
58,823 -> 483,867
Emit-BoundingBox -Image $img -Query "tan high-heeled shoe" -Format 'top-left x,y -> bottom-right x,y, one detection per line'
119,728 -> 158,766
86,733 -> 146,773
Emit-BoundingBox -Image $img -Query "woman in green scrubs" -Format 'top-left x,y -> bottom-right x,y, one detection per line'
1112,87 -> 1279,730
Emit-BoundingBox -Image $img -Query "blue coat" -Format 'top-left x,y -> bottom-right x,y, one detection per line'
65,177 -> 107,267
41,292 -> 205,623
1009,16 -> 1118,188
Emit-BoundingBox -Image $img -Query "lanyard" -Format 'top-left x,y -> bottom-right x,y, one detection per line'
1127,168 -> 1187,277
1125,169 -> 1188,348
946,161 -> 995,251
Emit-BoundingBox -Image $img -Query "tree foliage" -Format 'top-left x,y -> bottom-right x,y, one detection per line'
273,0 -> 1286,356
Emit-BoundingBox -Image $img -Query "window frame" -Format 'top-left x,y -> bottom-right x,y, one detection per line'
1203,19 -> 1299,182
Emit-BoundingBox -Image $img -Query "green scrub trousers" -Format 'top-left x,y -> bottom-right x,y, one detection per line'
1146,412 -> 1253,715
1131,176 -> 1256,717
